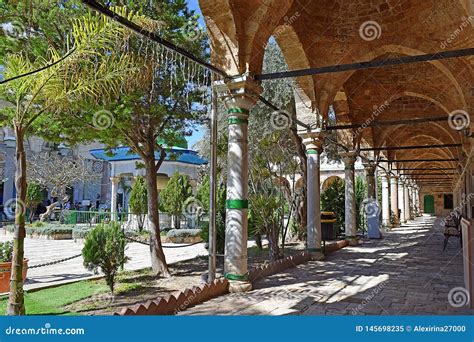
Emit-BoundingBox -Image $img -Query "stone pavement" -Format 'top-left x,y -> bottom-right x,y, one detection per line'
0,232 -> 207,292
180,216 -> 473,315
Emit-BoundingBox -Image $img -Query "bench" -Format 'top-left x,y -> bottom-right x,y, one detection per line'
443,211 -> 462,250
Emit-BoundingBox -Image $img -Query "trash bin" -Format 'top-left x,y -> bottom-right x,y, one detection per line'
321,211 -> 337,241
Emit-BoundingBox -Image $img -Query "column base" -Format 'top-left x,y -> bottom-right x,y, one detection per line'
228,280 -> 252,293
346,237 -> 359,246
307,249 -> 325,261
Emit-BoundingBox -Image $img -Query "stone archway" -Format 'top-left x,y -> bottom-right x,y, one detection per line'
322,175 -> 343,192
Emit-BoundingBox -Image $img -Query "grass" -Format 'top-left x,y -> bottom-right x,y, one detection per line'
0,268 -> 153,315
0,280 -> 109,315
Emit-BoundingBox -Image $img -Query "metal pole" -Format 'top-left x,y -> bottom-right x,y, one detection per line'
208,86 -> 218,283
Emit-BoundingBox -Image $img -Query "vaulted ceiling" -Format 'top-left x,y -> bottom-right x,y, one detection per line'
199,0 -> 473,189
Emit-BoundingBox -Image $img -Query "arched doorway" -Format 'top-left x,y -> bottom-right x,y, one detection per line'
423,195 -> 435,214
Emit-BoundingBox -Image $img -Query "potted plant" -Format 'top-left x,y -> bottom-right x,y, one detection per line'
0,241 -> 28,293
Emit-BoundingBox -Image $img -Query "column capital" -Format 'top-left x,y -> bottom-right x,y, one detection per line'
214,76 -> 263,113
390,174 -> 399,182
110,176 -> 120,184
363,161 -> 377,175
339,150 -> 358,167
300,129 -> 325,153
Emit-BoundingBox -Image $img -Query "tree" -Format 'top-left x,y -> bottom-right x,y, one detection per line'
197,175 -> 226,254
129,176 -> 148,232
321,178 -> 346,234
248,131 -> 299,261
82,222 -> 128,294
55,3 -> 208,278
0,0 -> 87,64
0,10 -> 134,315
27,152 -> 102,220
160,173 -> 192,229
25,182 -> 43,223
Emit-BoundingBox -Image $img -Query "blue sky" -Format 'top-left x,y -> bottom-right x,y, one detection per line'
185,0 -> 206,148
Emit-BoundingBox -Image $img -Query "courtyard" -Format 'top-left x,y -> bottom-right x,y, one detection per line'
0,0 -> 472,323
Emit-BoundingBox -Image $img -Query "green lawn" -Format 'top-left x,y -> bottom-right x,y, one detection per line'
0,280 -> 109,315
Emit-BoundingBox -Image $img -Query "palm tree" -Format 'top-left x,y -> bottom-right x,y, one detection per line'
0,11 -> 136,315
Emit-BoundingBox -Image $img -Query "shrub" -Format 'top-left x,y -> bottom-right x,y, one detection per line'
82,222 -> 129,293
0,241 -> 13,263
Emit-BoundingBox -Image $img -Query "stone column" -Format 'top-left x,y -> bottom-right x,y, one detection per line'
216,77 -> 262,293
398,177 -> 406,223
414,185 -> 420,216
364,162 -> 377,199
404,180 -> 410,221
340,151 -> 358,245
390,175 -> 400,226
409,184 -> 417,219
110,176 -> 120,221
381,173 -> 391,227
300,130 -> 325,260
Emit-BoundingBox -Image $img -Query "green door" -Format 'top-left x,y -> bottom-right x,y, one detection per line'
424,195 -> 435,214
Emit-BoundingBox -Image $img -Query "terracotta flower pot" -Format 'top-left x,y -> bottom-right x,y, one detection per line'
0,259 -> 28,293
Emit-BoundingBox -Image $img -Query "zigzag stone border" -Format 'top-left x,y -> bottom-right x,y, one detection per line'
115,278 -> 229,316
115,240 -> 349,315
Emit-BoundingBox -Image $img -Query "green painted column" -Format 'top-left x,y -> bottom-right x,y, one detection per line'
216,77 -> 262,293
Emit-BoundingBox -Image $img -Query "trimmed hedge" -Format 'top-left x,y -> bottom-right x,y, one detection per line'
72,226 -> 93,240
166,229 -> 201,238
5,224 -> 75,236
